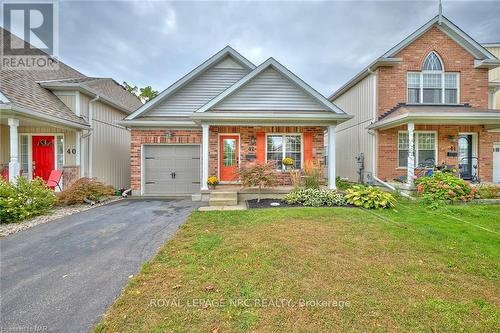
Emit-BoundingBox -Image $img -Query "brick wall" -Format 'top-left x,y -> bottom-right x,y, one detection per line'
377,26 -> 489,118
376,26 -> 492,180
377,125 -> 500,182
209,126 -> 325,184
130,126 -> 325,190
130,129 -> 202,191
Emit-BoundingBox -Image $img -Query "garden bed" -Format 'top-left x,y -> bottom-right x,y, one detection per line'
246,198 -> 299,209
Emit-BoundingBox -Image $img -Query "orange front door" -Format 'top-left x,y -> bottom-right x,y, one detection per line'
219,135 -> 239,181
32,135 -> 55,182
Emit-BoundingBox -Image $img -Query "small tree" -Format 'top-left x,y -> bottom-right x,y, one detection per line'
238,162 -> 279,202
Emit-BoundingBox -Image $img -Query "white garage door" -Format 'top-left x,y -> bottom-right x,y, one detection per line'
143,145 -> 201,195
494,143 -> 500,183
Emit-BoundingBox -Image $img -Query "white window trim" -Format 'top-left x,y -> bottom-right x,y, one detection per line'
397,130 -> 438,169
265,133 -> 304,170
407,52 -> 460,105
18,133 -> 65,181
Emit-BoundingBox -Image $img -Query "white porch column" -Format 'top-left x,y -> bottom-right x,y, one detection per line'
327,124 -> 336,190
8,118 -> 20,183
201,124 -> 209,191
407,122 -> 415,186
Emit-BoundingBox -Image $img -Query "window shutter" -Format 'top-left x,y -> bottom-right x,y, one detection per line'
256,132 -> 266,163
303,132 -> 313,164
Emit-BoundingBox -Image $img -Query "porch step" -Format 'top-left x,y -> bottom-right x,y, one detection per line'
208,191 -> 238,206
209,198 -> 238,206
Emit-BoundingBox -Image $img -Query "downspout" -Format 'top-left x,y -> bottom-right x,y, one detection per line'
88,95 -> 99,178
368,69 -> 413,199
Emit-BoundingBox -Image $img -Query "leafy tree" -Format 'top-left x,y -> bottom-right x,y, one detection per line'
238,162 -> 279,202
123,81 -> 158,103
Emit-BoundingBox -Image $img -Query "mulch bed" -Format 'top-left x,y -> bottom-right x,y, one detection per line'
246,199 -> 298,209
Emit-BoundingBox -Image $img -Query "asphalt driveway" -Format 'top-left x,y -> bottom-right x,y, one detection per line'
0,199 -> 199,332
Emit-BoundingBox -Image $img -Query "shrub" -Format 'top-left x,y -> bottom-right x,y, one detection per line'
415,172 -> 475,207
283,188 -> 346,207
475,184 -> 500,199
238,162 -> 279,202
0,177 -> 57,223
335,177 -> 353,191
303,160 -> 322,189
345,185 -> 396,210
58,178 -> 115,205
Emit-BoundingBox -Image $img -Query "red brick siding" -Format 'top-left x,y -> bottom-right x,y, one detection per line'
209,126 -> 325,184
377,26 -> 489,118
376,26 -> 492,180
377,125 -> 500,182
130,126 -> 325,190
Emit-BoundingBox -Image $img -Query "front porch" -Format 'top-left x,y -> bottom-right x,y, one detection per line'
0,115 -> 85,188
200,124 -> 338,191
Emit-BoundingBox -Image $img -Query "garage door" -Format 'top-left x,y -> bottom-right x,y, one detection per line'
143,145 -> 200,195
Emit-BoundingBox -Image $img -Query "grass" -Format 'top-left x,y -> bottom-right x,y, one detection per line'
95,202 -> 500,332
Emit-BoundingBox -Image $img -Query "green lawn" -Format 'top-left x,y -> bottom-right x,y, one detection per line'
95,202 -> 500,332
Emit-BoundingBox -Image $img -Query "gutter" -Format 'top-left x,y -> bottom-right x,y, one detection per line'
3,104 -> 89,129
88,95 -> 99,178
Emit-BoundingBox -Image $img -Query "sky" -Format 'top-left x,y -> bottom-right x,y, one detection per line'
56,0 -> 500,97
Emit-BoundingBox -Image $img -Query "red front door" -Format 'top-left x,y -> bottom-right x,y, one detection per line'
219,135 -> 239,181
32,136 -> 55,182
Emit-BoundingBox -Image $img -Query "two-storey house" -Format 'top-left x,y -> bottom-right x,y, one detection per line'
330,15 -> 500,185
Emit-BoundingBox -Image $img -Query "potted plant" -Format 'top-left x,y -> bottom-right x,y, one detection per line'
207,176 -> 219,190
282,157 -> 294,171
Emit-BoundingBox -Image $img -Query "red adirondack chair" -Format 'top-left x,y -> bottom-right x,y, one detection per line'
46,170 -> 63,191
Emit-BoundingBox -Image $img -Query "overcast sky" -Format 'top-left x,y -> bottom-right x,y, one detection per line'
57,0 -> 500,96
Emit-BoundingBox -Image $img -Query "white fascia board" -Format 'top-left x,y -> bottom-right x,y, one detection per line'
125,46 -> 256,120
9,105 -> 90,129
197,57 -> 347,114
41,82 -> 132,114
117,120 -> 198,128
369,112 -> 500,129
191,112 -> 353,123
0,90 -> 10,103
474,59 -> 500,69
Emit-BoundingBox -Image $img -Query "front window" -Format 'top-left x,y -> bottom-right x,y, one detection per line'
266,134 -> 302,169
407,52 -> 459,104
19,135 -> 29,176
398,132 -> 436,168
56,135 -> 64,170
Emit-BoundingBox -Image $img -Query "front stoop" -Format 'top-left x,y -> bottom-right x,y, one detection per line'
208,191 -> 238,206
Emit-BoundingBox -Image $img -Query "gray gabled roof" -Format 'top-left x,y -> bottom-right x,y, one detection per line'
0,27 -> 141,127
126,46 -> 256,120
38,77 -> 143,113
330,15 -> 500,101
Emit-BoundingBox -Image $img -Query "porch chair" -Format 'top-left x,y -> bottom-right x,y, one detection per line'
46,170 -> 63,191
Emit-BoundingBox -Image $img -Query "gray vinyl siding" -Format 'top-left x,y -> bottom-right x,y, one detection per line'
213,67 -> 327,111
145,62 -> 249,116
91,100 -> 131,189
333,74 -> 376,182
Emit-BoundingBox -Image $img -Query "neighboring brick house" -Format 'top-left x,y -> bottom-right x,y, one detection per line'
121,46 -> 351,196
0,28 -> 142,189
330,15 -> 500,185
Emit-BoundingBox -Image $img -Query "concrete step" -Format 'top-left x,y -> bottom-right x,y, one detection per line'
209,198 -> 238,206
209,191 -> 238,200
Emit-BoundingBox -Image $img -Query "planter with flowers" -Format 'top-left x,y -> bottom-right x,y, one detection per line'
282,157 -> 294,171
207,176 -> 219,190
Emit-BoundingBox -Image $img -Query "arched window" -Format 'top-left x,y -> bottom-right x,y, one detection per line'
423,52 -> 443,71
407,51 -> 459,104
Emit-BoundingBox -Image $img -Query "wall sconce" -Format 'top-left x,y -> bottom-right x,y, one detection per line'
165,131 -> 173,139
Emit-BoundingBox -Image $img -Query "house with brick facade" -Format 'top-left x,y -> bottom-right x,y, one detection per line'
121,46 -> 351,196
330,15 -> 500,186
